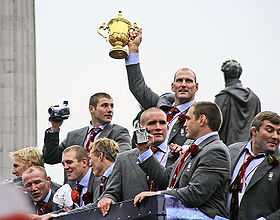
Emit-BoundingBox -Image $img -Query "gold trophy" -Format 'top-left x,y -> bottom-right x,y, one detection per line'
98,11 -> 137,59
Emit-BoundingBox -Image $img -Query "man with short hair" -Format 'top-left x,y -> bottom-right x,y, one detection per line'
125,29 -> 198,147
89,138 -> 119,202
61,145 -> 98,207
97,107 -> 189,216
43,92 -> 131,166
8,146 -> 44,185
131,102 -> 230,220
215,59 -> 261,145
228,111 -> 280,220
22,166 -> 60,215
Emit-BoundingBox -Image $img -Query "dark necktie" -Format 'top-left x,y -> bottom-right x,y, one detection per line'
36,201 -> 52,215
85,127 -> 102,152
169,144 -> 199,188
146,146 -> 162,191
99,176 -> 108,196
166,107 -> 179,123
229,151 -> 264,220
71,183 -> 83,205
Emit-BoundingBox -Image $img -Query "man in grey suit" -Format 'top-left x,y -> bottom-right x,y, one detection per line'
43,92 -> 131,165
133,101 -> 230,220
126,29 -> 198,148
97,107 -> 176,216
22,166 -> 60,215
228,111 -> 280,220
89,138 -> 119,203
61,145 -> 99,207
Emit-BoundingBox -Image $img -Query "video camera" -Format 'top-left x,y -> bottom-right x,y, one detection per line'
48,101 -> 70,122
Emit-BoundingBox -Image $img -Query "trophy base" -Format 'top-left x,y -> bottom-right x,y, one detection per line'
109,48 -> 128,59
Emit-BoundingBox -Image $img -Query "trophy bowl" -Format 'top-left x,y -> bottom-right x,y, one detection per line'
98,11 -> 135,59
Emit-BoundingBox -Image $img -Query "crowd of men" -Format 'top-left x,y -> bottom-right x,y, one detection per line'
1,29 -> 280,220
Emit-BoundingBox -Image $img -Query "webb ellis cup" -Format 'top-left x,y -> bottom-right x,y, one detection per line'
98,11 -> 137,59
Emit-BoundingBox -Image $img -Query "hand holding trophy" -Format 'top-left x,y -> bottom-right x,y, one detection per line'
98,11 -> 139,59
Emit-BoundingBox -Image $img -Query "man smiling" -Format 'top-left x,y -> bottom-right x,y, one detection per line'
228,111 -> 280,220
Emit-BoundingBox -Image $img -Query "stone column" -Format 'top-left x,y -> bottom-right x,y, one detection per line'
0,0 -> 37,180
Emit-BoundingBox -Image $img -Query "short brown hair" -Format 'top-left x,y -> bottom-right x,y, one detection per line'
63,145 -> 89,161
89,92 -> 112,107
251,111 -> 280,131
192,101 -> 222,131
90,138 -> 119,162
9,146 -> 44,167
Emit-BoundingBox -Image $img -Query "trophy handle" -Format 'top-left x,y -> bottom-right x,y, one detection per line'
97,22 -> 109,39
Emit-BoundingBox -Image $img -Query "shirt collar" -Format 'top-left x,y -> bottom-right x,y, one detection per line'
88,123 -> 106,134
194,131 -> 219,145
176,101 -> 193,113
154,141 -> 168,153
245,141 -> 266,156
78,168 -> 92,187
103,163 -> 115,178
42,189 -> 52,203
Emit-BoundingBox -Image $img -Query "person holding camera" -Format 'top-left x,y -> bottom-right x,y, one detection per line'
125,28 -> 198,149
97,107 -> 177,216
132,102 -> 230,220
43,92 -> 131,166
215,59 -> 261,145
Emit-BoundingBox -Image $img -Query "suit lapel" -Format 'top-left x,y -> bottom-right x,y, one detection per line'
167,109 -> 188,143
127,149 -> 149,188
98,123 -> 112,139
79,127 -> 89,146
231,144 -> 247,174
87,172 -> 95,193
245,157 -> 272,192
174,134 -> 219,186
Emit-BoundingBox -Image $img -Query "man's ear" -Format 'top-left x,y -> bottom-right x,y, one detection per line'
250,127 -> 257,138
99,152 -> 105,161
46,176 -> 51,183
171,82 -> 175,92
89,105 -> 95,113
199,114 -> 207,127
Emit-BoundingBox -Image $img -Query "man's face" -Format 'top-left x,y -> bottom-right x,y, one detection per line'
90,151 -> 104,177
62,151 -> 88,181
11,157 -> 30,177
171,69 -> 198,104
184,106 -> 201,140
252,120 -> 280,154
22,170 -> 50,202
142,111 -> 167,146
90,98 -> 113,125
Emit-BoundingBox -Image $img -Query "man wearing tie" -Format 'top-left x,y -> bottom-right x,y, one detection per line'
133,102 -> 230,220
22,166 -> 60,215
61,145 -> 98,207
89,138 -> 119,202
97,107 -> 176,215
228,111 -> 280,220
125,29 -> 198,148
43,92 -> 131,166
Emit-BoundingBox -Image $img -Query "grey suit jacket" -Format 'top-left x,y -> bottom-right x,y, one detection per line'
229,142 -> 280,220
140,134 -> 231,218
101,148 -> 149,202
43,123 -> 131,164
126,63 -> 187,146
101,147 -> 178,203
